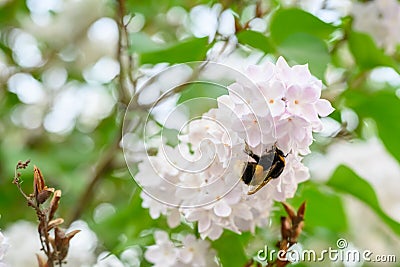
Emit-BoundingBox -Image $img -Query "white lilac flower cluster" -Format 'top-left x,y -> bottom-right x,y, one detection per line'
135,57 -> 334,240
188,3 -> 235,42
144,231 -> 217,267
352,0 -> 400,54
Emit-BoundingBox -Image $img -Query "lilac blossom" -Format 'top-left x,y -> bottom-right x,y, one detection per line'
135,57 -> 334,240
144,231 -> 217,267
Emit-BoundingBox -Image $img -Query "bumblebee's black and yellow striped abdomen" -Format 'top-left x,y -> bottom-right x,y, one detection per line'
241,143 -> 286,195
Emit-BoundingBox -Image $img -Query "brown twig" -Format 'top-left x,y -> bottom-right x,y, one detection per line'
243,202 -> 306,267
67,0 -> 135,224
116,0 -> 135,105
269,202 -> 306,267
12,160 -> 33,203
13,161 -> 80,267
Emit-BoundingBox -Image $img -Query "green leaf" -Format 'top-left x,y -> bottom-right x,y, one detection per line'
139,37 -> 209,64
289,182 -> 348,233
237,30 -> 274,54
212,231 -> 249,267
130,32 -> 164,53
344,90 -> 400,163
177,83 -> 228,118
270,8 -> 336,45
277,33 -> 330,80
89,188 -> 153,249
178,83 -> 228,103
0,0 -> 29,26
327,165 -> 400,236
348,31 -> 399,72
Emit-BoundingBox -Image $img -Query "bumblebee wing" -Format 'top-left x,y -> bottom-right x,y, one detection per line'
266,155 -> 285,179
258,151 -> 275,172
247,176 -> 273,195
248,164 -> 265,186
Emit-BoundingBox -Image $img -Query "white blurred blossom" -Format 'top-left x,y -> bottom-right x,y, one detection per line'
3,221 -> 41,267
120,247 -> 141,267
2,0 -> 120,137
3,220 -> 98,267
206,36 -> 239,63
352,0 -> 400,54
282,0 -> 352,23
94,252 -> 125,267
83,56 -> 120,84
7,73 -> 46,105
64,220 -> 98,266
144,231 -> 217,267
248,17 -> 267,32
188,4 -> 235,42
8,29 -> 43,68
134,57 -> 334,240
43,83 -> 115,134
0,231 -> 8,264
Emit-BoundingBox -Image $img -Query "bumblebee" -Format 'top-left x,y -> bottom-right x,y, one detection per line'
241,142 -> 287,195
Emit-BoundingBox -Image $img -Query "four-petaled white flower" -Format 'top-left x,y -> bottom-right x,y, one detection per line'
145,231 -> 179,267
178,234 -> 218,267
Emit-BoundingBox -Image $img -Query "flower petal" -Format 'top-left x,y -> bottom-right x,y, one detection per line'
316,99 -> 334,117
301,103 -> 318,122
198,215 -> 212,233
303,86 -> 320,103
246,65 -> 265,82
292,64 -> 312,84
269,99 -> 286,117
213,200 -> 232,217
234,205 -> 253,220
167,209 -> 181,228
218,9 -> 235,36
178,247 -> 194,264
206,225 -> 224,240
144,246 -> 162,263
276,56 -> 290,75
269,80 -> 286,98
246,127 -> 261,147
154,231 -> 169,243
285,84 -> 302,100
